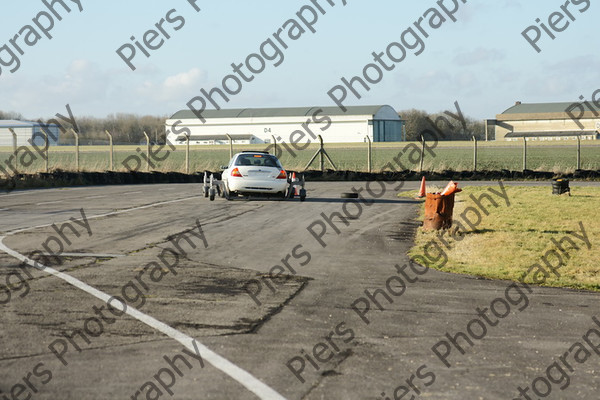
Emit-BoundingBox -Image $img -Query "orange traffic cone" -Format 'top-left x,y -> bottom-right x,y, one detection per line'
417,176 -> 426,198
292,172 -> 299,195
440,180 -> 462,196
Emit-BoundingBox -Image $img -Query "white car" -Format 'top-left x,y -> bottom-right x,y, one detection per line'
221,151 -> 305,200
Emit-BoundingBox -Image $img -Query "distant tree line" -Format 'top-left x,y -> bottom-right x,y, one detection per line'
68,114 -> 168,145
0,110 -> 167,145
54,114 -> 168,145
399,108 -> 485,141
0,110 -> 24,120
2,108 -> 485,145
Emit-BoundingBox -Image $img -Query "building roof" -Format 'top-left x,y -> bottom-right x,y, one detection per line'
500,102 -> 599,114
505,130 -> 598,138
176,134 -> 257,141
497,102 -> 600,121
0,120 -> 59,128
170,105 -> 396,120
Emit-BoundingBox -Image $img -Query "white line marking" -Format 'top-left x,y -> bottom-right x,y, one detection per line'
45,252 -> 125,258
1,187 -> 80,198
0,208 -> 8,211
0,195 -> 286,400
85,195 -> 107,199
7,196 -> 197,236
0,240 -> 285,399
36,200 -> 63,206
1,192 -> 31,198
351,208 -> 398,238
123,191 -> 142,195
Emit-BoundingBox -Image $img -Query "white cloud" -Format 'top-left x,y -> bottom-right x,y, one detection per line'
163,68 -> 205,89
519,55 -> 600,100
0,63 -> 211,118
453,48 -> 505,66
0,59 -> 113,118
136,67 -> 207,103
501,0 -> 523,9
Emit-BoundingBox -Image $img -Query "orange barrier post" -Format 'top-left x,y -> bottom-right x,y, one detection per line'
423,181 -> 462,230
423,193 -> 456,230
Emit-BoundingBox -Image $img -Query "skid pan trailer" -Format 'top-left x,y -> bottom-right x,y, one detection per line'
287,172 -> 307,201
202,171 -> 306,201
202,172 -> 221,201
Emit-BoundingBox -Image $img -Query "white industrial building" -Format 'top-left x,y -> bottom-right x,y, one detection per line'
0,120 -> 60,147
166,106 -> 404,145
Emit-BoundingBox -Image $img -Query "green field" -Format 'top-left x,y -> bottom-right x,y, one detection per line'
1,140 -> 599,174
406,186 -> 600,291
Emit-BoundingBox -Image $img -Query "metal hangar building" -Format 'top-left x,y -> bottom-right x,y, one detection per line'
492,102 -> 600,141
166,105 -> 404,145
0,120 -> 60,147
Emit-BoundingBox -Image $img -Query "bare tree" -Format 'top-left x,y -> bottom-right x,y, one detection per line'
400,109 -> 432,141
0,110 -> 23,120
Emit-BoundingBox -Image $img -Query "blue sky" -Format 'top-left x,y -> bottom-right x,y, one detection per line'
0,0 -> 597,120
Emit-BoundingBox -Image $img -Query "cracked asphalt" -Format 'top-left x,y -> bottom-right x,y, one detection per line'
1,181 -> 599,400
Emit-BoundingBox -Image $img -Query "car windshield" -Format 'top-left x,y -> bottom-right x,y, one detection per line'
234,154 -> 282,168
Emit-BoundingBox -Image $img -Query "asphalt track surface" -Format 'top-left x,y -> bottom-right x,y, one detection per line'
1,181 -> 599,400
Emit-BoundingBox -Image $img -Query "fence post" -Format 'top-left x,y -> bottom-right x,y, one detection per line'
319,135 -> 324,172
473,135 -> 478,172
42,128 -> 49,173
104,130 -> 113,170
143,131 -> 150,172
271,135 -> 277,156
304,135 -> 336,171
365,136 -> 372,172
420,135 -> 425,173
523,136 -> 527,171
484,119 -> 489,141
8,128 -> 18,174
70,128 -> 79,172
226,134 -> 233,159
577,135 -> 581,170
185,134 -> 190,174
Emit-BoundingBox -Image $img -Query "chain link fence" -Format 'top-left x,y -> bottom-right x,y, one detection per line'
2,137 -> 600,176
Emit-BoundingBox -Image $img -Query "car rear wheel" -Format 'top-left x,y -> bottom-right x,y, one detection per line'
222,183 -> 233,200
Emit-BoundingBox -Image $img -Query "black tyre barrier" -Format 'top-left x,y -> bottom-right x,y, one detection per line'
2,169 -> 600,193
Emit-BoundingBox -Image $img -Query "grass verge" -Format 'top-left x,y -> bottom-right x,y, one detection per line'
405,185 -> 600,291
